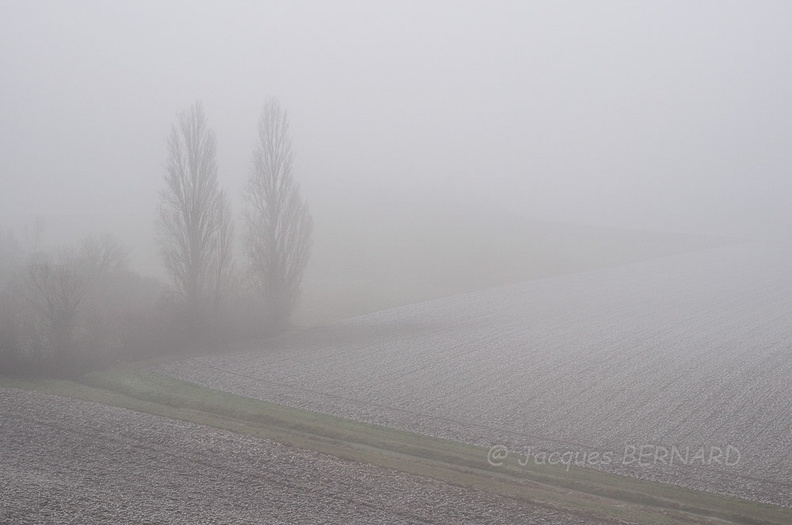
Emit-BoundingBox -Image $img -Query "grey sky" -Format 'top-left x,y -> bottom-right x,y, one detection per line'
2,0 -> 791,239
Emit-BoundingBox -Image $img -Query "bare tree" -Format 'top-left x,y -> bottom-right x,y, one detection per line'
17,234 -> 127,371
212,190 -> 235,310
22,249 -> 88,362
0,227 -> 21,287
79,233 -> 129,283
244,98 -> 313,331
157,102 -> 234,322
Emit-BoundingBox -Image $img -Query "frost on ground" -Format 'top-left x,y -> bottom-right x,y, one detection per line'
0,388 -> 614,525
161,242 -> 792,508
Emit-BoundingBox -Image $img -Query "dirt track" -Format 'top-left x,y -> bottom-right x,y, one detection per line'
0,388 -> 619,524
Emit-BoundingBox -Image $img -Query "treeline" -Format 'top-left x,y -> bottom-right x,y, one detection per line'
0,99 -> 312,377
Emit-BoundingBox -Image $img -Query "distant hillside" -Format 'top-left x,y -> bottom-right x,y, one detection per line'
296,201 -> 726,325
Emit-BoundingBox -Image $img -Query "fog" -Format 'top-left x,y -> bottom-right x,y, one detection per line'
5,4 -> 792,520
2,0 -> 792,270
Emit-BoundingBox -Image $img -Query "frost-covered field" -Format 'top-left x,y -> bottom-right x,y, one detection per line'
0,388 -> 610,524
161,242 -> 792,507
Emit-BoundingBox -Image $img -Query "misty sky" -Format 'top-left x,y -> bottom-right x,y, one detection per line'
2,0 -> 791,240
